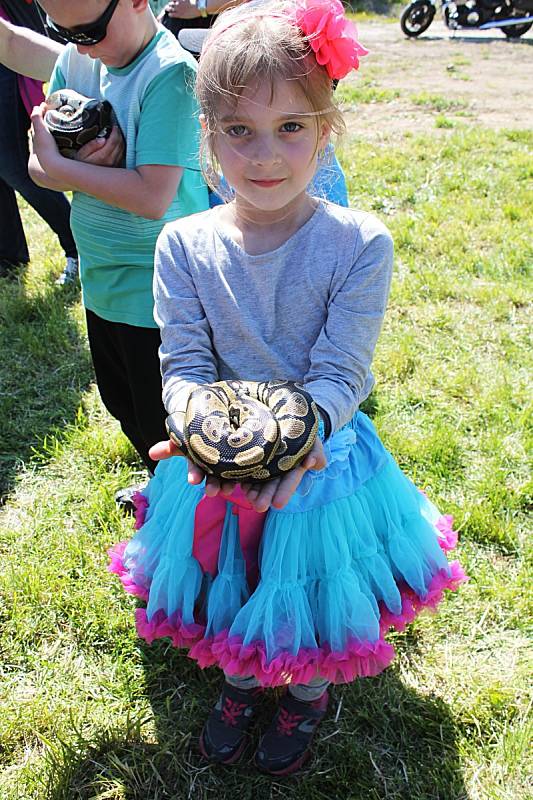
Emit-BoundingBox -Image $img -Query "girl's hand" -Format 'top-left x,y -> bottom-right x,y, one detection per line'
148,436 -> 327,512
148,439 -> 235,494
30,103 -> 61,174
75,126 -> 124,167
148,438 -> 182,461
241,437 -> 327,513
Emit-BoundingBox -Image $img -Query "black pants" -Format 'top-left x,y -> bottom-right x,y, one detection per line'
86,309 -> 168,473
0,64 -> 77,267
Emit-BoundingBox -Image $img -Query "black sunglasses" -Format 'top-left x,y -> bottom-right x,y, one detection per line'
44,0 -> 121,46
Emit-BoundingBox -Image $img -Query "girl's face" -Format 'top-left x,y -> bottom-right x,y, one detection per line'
213,78 -> 330,218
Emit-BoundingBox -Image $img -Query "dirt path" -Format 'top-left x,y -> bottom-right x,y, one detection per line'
342,18 -> 533,138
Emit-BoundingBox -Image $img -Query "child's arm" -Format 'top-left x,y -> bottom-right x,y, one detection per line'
305,217 -> 394,433
153,225 -> 328,510
0,17 -> 63,81
29,57 -> 200,219
29,105 -> 181,219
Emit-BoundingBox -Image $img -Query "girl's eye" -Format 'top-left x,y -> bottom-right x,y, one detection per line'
281,122 -> 303,133
226,125 -> 249,137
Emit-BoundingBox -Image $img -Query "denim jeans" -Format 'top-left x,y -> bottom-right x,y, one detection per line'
0,63 -> 77,266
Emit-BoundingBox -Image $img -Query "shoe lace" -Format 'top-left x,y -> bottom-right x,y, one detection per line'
276,707 -> 304,737
221,697 -> 248,727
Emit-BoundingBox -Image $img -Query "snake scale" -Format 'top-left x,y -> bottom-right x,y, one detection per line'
166,380 -> 319,482
44,90 -> 114,159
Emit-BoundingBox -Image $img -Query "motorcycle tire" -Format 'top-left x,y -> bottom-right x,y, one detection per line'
400,1 -> 436,36
501,20 -> 532,36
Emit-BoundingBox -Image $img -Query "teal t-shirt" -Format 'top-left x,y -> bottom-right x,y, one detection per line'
49,29 -> 209,327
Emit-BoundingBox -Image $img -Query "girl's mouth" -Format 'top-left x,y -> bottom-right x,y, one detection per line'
249,179 -> 286,188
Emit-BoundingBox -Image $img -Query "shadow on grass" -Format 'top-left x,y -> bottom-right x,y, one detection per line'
0,268 -> 93,503
45,638 -> 468,800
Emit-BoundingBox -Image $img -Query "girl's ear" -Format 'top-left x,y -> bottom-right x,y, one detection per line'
318,121 -> 331,152
199,114 -> 207,131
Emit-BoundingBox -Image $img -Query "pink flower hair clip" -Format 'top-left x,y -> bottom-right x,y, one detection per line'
288,0 -> 369,80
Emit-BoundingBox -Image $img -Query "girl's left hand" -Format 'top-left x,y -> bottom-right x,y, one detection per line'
30,103 -> 61,174
241,437 -> 327,513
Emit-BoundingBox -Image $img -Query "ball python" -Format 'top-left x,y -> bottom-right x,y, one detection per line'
166,380 -> 319,482
44,90 -> 114,159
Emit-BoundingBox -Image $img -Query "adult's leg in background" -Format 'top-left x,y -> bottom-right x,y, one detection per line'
85,310 -> 168,473
0,174 -> 29,268
0,63 -> 78,261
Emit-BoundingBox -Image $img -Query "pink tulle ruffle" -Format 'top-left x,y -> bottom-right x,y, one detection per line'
436,513 -> 458,551
107,513 -> 467,686
107,540 -> 149,602
132,491 -> 149,530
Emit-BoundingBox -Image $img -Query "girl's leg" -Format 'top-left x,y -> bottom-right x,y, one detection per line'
254,676 -> 330,776
199,674 -> 262,765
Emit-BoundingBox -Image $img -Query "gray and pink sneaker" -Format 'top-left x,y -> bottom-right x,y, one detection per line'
254,690 -> 329,776
199,681 -> 262,765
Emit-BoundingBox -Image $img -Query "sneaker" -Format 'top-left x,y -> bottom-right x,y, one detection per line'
55,256 -> 79,285
199,681 -> 262,765
115,484 -> 147,515
254,690 -> 329,776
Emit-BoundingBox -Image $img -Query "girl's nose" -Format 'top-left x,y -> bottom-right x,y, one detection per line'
250,136 -> 280,166
76,44 -> 92,57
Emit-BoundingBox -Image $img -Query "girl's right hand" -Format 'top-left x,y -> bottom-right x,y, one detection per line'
148,439 -> 236,495
148,438 -> 182,461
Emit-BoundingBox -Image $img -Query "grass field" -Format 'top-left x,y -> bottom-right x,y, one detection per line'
0,115 -> 532,798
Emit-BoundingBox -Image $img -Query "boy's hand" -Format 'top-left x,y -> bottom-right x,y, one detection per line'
30,102 -> 61,174
75,126 -> 124,167
165,0 -> 202,19
241,437 -> 327,513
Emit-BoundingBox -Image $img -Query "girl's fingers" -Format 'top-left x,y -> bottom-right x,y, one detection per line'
188,460 -> 207,485
270,465 -> 307,509
204,475 -> 221,496
148,439 -> 181,460
250,478 -> 282,513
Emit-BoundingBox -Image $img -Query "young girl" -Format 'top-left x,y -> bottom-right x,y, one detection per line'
109,0 -> 467,776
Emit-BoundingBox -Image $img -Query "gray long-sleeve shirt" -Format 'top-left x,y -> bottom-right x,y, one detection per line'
154,200 -> 394,434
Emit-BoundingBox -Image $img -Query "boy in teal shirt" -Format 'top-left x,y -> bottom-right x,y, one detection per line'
29,0 -> 209,476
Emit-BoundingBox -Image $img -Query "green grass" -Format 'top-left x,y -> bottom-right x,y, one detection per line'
410,93 -> 470,113
1,126 -> 532,799
337,80 -> 401,106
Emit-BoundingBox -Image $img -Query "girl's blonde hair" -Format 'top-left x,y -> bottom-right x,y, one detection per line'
196,0 -> 346,194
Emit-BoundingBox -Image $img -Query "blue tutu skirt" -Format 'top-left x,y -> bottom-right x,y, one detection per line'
109,412 -> 466,686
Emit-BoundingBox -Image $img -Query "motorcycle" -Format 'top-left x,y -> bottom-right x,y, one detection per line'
400,0 -> 533,38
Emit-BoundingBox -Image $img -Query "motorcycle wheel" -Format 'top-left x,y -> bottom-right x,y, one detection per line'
400,1 -> 436,36
501,20 -> 532,37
